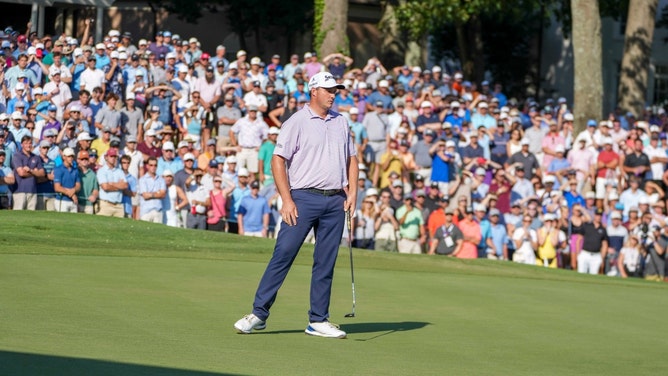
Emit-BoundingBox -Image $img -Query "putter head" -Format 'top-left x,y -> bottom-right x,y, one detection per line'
344,313 -> 355,318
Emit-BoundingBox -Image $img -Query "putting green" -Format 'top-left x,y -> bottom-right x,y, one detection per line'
0,212 -> 665,375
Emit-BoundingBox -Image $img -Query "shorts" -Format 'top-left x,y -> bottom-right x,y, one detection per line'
595,177 -> 608,200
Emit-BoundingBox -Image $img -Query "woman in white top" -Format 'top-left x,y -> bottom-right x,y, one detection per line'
161,169 -> 188,227
506,128 -> 523,157
617,235 -> 642,278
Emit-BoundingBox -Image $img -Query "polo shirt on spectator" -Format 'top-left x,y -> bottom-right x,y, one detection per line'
238,195 -> 271,233
53,164 -> 81,201
581,222 -> 608,252
138,174 -> 166,216
395,205 -> 424,240
11,150 -> 43,193
596,149 -> 619,178
623,151 -> 650,179
410,140 -> 433,168
97,164 -> 126,203
508,151 -> 540,179
77,168 -> 99,207
231,116 -> 269,149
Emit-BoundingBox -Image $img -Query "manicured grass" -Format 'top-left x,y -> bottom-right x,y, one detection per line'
0,211 -> 666,375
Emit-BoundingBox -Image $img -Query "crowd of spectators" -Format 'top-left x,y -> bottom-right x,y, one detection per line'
0,21 -> 666,281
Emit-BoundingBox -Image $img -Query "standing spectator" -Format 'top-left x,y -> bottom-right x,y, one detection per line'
258,127 -> 279,186
120,154 -> 138,218
541,121 -> 566,170
507,138 -> 541,180
0,149 -> 14,209
229,105 -> 269,176
94,94 -> 122,135
216,94 -> 243,151
185,169 -> 210,230
536,213 -> 559,268
363,100 -> 390,169
488,208 -> 508,260
595,138 -> 619,205
323,53 -> 353,78
457,206 -> 481,259
579,209 -> 609,275
138,156 -> 166,223
374,191 -> 399,252
76,150 -> 99,214
79,56 -> 106,97
396,195 -> 426,254
207,175 -> 234,231
237,180 -> 270,237
120,94 -> 144,140
96,148 -> 127,217
622,138 -> 650,182
512,214 -> 538,264
43,71 -> 72,120
53,148 -> 80,212
12,135 -> 44,210
193,65 -> 221,145
353,197 -> 378,249
162,169 -> 188,227
227,167 -> 251,233
617,235 -> 642,278
428,206 -> 463,256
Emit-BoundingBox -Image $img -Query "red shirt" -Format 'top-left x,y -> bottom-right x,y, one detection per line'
596,150 -> 619,178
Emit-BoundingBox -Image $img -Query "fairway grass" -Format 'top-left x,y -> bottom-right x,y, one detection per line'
0,212 -> 666,375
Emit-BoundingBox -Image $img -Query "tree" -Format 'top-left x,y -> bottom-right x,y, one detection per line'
315,0 -> 349,56
617,0 -> 658,117
571,0 -> 603,134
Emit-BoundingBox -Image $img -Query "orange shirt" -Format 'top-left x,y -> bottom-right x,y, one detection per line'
427,208 -> 446,237
457,218 -> 481,259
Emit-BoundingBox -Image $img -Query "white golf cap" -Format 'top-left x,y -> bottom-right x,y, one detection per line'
378,80 -> 389,88
563,113 -> 574,121
543,213 -> 557,221
268,127 -> 280,135
308,72 -> 345,90
183,152 -> 195,161
520,138 -> 530,146
349,107 -> 359,115
543,175 -> 556,184
238,167 -> 250,177
554,145 -> 565,154
610,211 -> 622,220
226,156 -> 237,164
162,141 -> 175,151
162,169 -> 174,177
420,101 -> 433,108
585,191 -> 596,199
609,192 -> 619,201
365,188 -> 379,197
445,140 -> 456,148
76,132 -> 93,141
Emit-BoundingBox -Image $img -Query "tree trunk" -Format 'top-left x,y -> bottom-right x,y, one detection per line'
455,22 -> 473,77
379,0 -> 411,68
617,0 -> 658,117
571,0 -> 603,135
316,0 -> 349,56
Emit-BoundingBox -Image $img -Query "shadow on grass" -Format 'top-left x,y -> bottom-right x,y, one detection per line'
258,321 -> 430,341
0,351 -> 245,376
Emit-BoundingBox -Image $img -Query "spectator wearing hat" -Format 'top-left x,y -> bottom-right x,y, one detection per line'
149,52 -> 168,85
363,99 -> 390,169
426,195 -> 450,237
210,45 -> 229,72
619,175 -> 648,218
35,138 -> 56,211
200,158 -> 221,191
94,93 -> 122,137
264,65 -> 285,96
322,52 -> 353,79
4,54 -> 38,91
42,69 -> 72,119
122,52 -> 149,88
118,93 -> 143,142
11,135 -> 46,210
116,154 -> 137,218
156,141 -> 183,177
488,208 -> 508,260
104,50 -> 124,98
229,104 -> 269,176
365,78 -> 393,114
53,147 -> 80,212
643,129 -> 668,187
197,138 -> 217,174
414,100 -> 440,136
541,120 -> 566,171
395,195 -> 426,254
579,208 -> 609,274
0,148 -> 15,209
137,128 -> 161,162
243,80 -> 268,114
245,57 -> 266,87
49,50 -> 73,84
237,180 -> 271,237
545,145 -> 570,190
428,205 -> 463,256
147,82 -> 181,128
122,135 -> 143,178
536,213 -> 559,268
183,168 -> 209,230
91,125 -> 115,161
215,93 -> 241,148
92,42 -> 111,70
227,167 -> 251,233
79,55 -> 106,97
567,137 -> 596,192
374,190 -> 399,252
507,137 -> 541,181
37,105 -> 62,141
193,65 -> 222,145
512,213 -> 538,264
617,234 -> 643,278
258,127 -> 280,186
137,156 -> 166,223
457,205 -> 481,258
148,31 -> 170,60
427,138 -> 453,195
96,148 -> 127,217
207,173 -> 235,231
470,100 -> 496,130
74,150 -> 98,214
7,85 -> 28,115
353,195 -> 378,250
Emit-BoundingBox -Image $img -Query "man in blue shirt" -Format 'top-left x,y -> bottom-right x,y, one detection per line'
138,156 -> 167,223
488,208 -> 509,260
0,149 -> 15,209
237,180 -> 271,237
53,148 -> 81,213
96,148 -> 127,217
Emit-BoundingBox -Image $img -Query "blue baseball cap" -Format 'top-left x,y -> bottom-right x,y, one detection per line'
587,119 -> 597,127
48,104 -> 58,112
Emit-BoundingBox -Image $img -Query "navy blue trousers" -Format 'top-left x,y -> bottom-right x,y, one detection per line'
252,190 -> 346,322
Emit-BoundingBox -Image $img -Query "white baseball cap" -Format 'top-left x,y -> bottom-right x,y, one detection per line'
237,167 -> 250,177
162,141 -> 175,151
308,72 -> 345,90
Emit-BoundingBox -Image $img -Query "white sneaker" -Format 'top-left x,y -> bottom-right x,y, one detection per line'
305,321 -> 347,339
234,314 -> 266,334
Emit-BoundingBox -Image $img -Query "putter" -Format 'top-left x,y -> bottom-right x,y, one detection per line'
344,210 -> 356,318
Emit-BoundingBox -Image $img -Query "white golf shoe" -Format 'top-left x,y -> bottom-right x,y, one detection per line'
305,321 -> 347,339
234,314 -> 266,334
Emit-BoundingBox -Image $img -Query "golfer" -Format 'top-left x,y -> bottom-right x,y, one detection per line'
234,72 -> 358,339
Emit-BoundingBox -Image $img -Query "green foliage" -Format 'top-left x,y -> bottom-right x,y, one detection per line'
313,0 -> 326,52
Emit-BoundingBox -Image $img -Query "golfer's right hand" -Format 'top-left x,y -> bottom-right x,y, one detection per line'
281,199 -> 298,226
